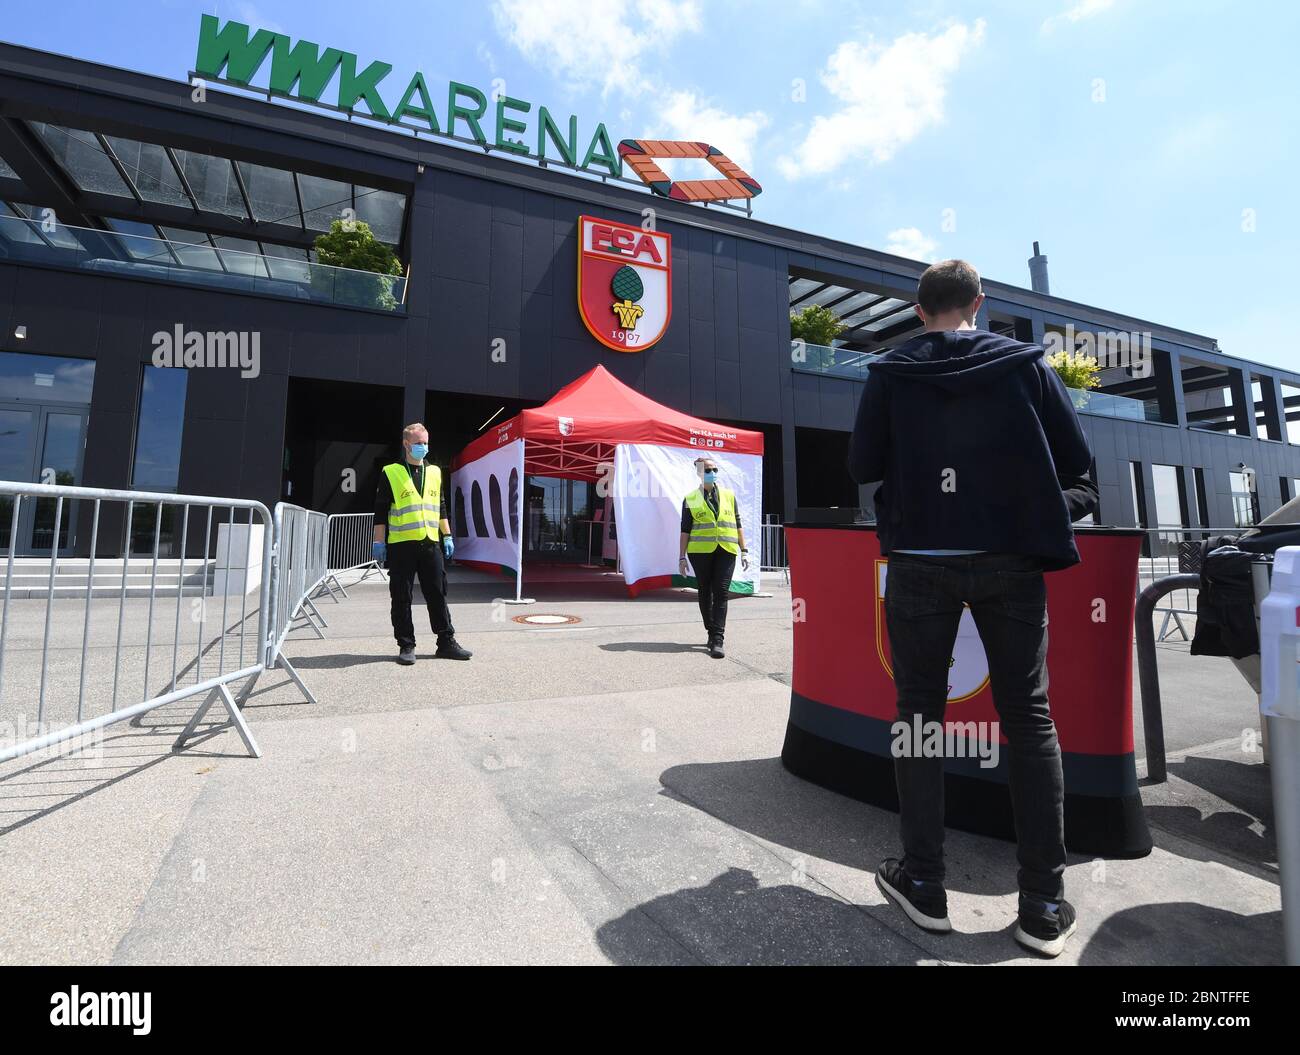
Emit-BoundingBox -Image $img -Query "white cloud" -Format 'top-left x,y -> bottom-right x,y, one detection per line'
491,0 -> 701,97
228,2 -> 286,35
647,91 -> 769,170
1041,0 -> 1117,34
883,227 -> 939,262
777,20 -> 986,180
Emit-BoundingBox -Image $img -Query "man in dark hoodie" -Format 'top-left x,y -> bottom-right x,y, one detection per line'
847,259 -> 1098,957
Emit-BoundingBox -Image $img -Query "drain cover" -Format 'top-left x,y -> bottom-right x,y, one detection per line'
512,613 -> 582,625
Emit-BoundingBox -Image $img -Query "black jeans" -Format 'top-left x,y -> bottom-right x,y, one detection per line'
387,539 -> 454,649
883,551 -> 1065,901
688,547 -> 736,640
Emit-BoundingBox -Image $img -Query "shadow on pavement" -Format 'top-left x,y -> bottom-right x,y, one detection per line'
0,710 -> 242,836
594,866 -> 933,965
658,757 -> 1022,897
1144,754 -> 1275,867
279,653 -> 403,670
599,642 -> 707,654
1077,902 -> 1283,965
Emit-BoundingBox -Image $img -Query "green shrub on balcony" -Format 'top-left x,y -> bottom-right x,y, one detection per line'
1047,349 -> 1100,409
790,304 -> 845,369
311,220 -> 404,309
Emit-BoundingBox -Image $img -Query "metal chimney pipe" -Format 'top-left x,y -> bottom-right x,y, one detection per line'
1028,241 -> 1050,295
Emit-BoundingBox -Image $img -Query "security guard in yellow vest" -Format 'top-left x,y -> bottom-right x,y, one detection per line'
372,423 -> 472,664
679,456 -> 750,659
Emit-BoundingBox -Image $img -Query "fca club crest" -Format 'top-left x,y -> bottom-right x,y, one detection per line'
578,215 -> 671,353
875,560 -> 991,703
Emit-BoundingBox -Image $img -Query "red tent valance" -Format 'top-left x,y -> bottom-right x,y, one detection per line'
451,365 -> 763,481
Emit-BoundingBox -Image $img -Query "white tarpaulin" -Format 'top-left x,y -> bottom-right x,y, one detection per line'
612,442 -> 762,595
449,438 -> 525,586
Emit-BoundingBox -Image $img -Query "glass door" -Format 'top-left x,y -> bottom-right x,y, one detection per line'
0,405 -> 38,552
0,402 -> 88,554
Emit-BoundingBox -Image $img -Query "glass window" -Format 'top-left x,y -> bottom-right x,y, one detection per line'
160,227 -> 223,270
29,122 -> 133,197
103,136 -> 192,208
1229,470 -> 1256,528
354,187 -> 406,244
1192,467 -> 1210,526
0,351 -> 95,404
236,161 -> 301,226
0,155 -> 18,180
0,200 -> 48,245
297,173 -> 352,232
1151,464 -> 1186,527
260,242 -> 312,282
132,366 -> 187,491
171,149 -> 246,216
106,217 -> 176,263
213,235 -> 270,278
7,202 -> 84,250
1128,462 -> 1148,528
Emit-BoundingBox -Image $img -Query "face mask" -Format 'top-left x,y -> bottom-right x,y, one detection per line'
409,443 -> 428,460
702,470 -> 718,484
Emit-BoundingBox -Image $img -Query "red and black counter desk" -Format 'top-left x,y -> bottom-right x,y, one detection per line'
780,524 -> 1152,858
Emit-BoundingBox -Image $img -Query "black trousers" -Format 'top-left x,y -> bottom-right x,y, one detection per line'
387,539 -> 454,649
688,547 -> 736,640
883,551 -> 1065,902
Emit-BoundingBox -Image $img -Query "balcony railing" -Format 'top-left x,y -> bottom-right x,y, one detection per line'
1066,387 -> 1162,422
790,341 -> 877,381
790,341 -> 1161,421
0,213 -> 406,311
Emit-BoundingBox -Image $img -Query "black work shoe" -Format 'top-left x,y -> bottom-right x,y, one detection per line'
396,648 -> 416,666
875,858 -> 951,933
1014,895 -> 1077,957
708,640 -> 725,658
434,638 -> 473,660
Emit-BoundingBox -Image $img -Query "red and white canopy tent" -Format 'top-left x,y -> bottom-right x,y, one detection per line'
449,365 -> 764,599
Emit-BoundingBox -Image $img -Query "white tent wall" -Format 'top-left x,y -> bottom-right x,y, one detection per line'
449,438 -> 525,579
613,442 -> 762,594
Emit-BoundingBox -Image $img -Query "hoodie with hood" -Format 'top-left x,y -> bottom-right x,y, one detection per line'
847,329 -> 1098,570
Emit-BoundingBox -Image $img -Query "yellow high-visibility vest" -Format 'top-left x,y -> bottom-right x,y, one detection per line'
685,486 -> 740,555
383,462 -> 441,543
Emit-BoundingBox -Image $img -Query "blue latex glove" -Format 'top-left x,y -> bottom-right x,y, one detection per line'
442,536 -> 455,560
372,540 -> 386,563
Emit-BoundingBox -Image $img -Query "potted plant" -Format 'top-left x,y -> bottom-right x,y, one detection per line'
790,304 -> 846,369
311,219 -> 404,309
1046,348 -> 1100,410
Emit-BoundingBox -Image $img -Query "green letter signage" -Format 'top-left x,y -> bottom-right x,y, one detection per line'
195,14 -> 277,85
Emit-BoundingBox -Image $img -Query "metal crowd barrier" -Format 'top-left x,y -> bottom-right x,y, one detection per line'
325,511 -> 388,596
1138,527 -> 1240,641
0,480 -> 271,763
260,502 -> 330,707
760,515 -> 788,585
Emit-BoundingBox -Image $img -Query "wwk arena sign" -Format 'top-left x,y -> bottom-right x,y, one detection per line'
578,217 -> 671,353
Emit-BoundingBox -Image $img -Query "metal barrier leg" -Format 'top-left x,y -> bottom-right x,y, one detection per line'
172,683 -> 260,758
303,595 -> 328,631
234,668 -> 262,706
277,654 -> 319,706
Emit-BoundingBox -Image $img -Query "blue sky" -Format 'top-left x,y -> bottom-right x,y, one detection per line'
3,0 -> 1296,368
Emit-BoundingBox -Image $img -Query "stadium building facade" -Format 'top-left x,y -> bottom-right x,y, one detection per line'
0,32 -> 1296,557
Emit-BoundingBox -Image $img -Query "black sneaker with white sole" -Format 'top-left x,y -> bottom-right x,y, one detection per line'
1014,895 -> 1077,957
875,858 -> 951,933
